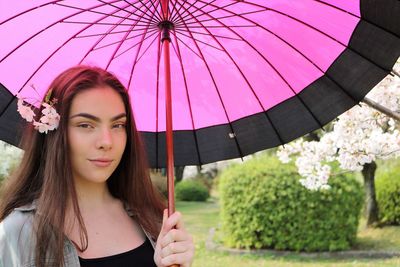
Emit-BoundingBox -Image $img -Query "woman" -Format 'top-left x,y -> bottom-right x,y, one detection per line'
0,66 -> 194,266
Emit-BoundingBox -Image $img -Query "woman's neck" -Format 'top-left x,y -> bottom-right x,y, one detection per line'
73,178 -> 116,213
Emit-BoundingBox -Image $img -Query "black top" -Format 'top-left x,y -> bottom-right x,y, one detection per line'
78,238 -> 157,267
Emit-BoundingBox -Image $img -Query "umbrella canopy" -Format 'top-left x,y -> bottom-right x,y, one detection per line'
0,0 -> 399,168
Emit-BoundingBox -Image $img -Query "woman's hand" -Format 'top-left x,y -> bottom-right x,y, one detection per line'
154,209 -> 194,267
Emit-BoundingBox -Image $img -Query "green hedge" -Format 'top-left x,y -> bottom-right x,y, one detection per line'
175,180 -> 209,202
376,163 -> 400,225
219,155 -> 363,252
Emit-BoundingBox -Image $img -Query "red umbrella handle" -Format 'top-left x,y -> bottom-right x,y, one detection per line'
161,0 -> 179,266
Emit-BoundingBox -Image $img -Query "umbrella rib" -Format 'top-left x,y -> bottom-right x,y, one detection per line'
191,0 -> 398,134
174,31 -> 225,52
183,0 -> 327,132
172,35 -> 203,60
140,0 -> 163,22
78,2 -> 139,65
175,9 -> 268,27
105,0 -> 152,70
174,0 -> 243,27
178,25 -> 257,29
155,34 -> 162,168
132,33 -> 160,66
169,0 -> 194,23
75,27 -> 157,39
173,1 -> 284,146
54,2 -> 140,23
228,0 -> 360,19
0,3 -> 130,119
114,30 -> 159,60
99,0 -> 159,24
193,0 -> 350,47
168,0 -> 185,23
173,3 -> 246,160
0,0 -> 62,25
62,21 -> 147,27
127,3 -> 160,89
171,30 -> 203,166
171,0 -> 219,25
174,28 -> 242,41
92,28 -> 159,51
195,0 -> 397,75
0,0 -> 125,64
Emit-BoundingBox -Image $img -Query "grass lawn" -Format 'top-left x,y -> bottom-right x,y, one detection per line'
176,199 -> 400,267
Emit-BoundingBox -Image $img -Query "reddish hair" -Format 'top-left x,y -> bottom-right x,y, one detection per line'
0,65 -> 166,266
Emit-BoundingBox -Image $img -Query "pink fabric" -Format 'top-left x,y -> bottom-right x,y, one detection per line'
0,0 -> 360,131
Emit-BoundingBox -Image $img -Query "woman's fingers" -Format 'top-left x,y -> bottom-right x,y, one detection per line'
161,250 -> 194,266
161,211 -> 185,234
154,210 -> 194,267
160,228 -> 190,248
160,240 -> 191,258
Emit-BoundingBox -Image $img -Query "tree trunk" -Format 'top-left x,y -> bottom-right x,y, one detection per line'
361,161 -> 379,226
175,166 -> 185,183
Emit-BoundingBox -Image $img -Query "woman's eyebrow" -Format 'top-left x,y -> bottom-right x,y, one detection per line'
69,113 -> 126,122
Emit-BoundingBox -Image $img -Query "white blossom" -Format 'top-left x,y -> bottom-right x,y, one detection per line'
277,61 -> 400,190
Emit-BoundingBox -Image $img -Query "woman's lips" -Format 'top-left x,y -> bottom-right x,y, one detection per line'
89,159 -> 113,167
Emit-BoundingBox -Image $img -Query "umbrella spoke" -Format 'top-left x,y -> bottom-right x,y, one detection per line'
135,0 -> 164,23
175,0 -> 239,26
174,31 -> 224,51
2,2 -> 133,119
169,0 -> 192,23
180,0 -> 327,134
92,28 -> 159,51
172,0 -> 219,25
0,0 -> 61,25
171,30 -> 203,165
133,33 -> 160,66
75,26 -> 158,39
54,2 -> 140,23
126,4 -> 160,89
171,34 -> 203,60
155,34 -> 162,167
0,0 -> 125,64
101,0 -> 160,24
114,30 -> 159,60
172,3 -> 246,160
193,0 -> 394,103
62,21 -> 145,27
175,9 -> 267,27
174,27 -> 242,41
105,0 -> 157,70
79,2 -> 142,64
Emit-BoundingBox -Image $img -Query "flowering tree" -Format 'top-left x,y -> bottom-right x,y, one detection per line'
277,62 -> 400,226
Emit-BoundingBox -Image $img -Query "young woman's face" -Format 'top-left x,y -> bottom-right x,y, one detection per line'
68,86 -> 127,185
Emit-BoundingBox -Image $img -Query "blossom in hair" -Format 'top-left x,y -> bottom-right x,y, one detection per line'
16,93 -> 60,134
17,98 -> 35,122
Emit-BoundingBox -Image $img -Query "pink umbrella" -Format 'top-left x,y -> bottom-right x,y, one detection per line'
0,0 -> 400,216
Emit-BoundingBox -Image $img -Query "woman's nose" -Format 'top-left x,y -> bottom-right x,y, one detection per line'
96,128 -> 112,150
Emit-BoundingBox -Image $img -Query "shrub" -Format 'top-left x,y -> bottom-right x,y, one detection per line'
376,163 -> 400,225
219,154 -> 363,252
150,171 -> 168,198
175,180 -> 209,202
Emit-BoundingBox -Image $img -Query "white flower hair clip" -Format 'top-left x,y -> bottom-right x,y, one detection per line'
16,86 -> 60,134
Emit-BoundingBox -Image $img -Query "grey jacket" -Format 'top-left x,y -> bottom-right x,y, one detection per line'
0,202 -> 156,267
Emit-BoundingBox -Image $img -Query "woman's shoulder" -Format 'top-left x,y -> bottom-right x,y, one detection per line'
0,203 -> 36,266
0,202 -> 36,234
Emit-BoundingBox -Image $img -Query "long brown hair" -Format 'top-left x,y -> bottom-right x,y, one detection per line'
0,65 -> 166,266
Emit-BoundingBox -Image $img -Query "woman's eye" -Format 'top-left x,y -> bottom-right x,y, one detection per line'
78,123 -> 93,129
113,123 -> 126,129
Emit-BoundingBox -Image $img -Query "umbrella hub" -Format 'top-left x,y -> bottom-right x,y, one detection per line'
158,20 -> 174,43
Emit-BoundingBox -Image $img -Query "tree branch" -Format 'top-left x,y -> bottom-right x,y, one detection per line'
362,97 -> 400,122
